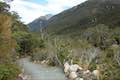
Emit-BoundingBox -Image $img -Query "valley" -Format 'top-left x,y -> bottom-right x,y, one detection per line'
0,0 -> 120,80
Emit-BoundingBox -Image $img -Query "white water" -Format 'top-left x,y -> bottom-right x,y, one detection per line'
18,58 -> 66,80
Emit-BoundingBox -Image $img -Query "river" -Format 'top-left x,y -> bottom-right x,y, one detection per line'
18,58 -> 66,80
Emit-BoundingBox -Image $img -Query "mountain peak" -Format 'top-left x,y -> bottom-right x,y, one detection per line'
28,14 -> 53,32
38,14 -> 53,20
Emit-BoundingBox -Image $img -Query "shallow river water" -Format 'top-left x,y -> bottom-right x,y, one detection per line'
18,58 -> 66,80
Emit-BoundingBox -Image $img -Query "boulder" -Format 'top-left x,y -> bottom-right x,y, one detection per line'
92,69 -> 100,79
69,72 -> 78,80
41,60 -> 46,64
83,70 -> 91,75
33,60 -> 37,63
69,64 -> 83,72
64,62 -> 70,73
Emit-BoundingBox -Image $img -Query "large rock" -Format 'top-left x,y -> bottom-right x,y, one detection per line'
64,62 -> 70,73
69,64 -> 83,72
64,62 -> 84,79
69,72 -> 78,80
92,69 -> 100,79
83,70 -> 91,75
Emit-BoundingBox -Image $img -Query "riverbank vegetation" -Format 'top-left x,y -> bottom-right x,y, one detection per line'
0,1 -> 28,80
0,8 -> 20,80
30,24 -> 120,80
0,0 -> 120,80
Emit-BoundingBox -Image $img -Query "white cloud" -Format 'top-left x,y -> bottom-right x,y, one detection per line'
10,0 -> 87,23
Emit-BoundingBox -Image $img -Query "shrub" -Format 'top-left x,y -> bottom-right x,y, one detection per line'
31,48 -> 48,61
97,45 -> 120,80
0,64 -> 20,80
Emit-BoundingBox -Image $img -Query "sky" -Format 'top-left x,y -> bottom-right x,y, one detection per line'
6,0 -> 87,23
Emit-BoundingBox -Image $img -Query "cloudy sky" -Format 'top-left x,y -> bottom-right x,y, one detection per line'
8,0 -> 87,23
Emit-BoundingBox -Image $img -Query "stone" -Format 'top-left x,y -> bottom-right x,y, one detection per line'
64,62 -> 70,73
92,69 -> 100,79
69,72 -> 78,80
83,70 -> 91,75
69,64 -> 82,72
41,60 -> 46,64
76,77 -> 84,80
33,60 -> 37,63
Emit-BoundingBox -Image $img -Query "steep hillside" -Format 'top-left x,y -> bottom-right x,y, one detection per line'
46,0 -> 120,37
28,14 -> 52,32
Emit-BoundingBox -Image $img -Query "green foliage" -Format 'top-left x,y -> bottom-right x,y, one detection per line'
55,39 -> 72,65
31,48 -> 48,61
0,9 -> 20,80
13,31 -> 34,55
111,27 -> 120,44
71,39 -> 100,69
0,64 -> 20,80
82,24 -> 113,48
0,2 -> 23,80
0,2 -> 10,13
32,35 -> 46,49
72,39 -> 92,49
97,45 -> 120,80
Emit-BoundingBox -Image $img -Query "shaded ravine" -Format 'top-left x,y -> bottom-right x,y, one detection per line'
18,58 -> 66,80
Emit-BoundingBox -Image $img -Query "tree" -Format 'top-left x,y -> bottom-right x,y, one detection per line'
13,31 -> 34,55
0,2 -> 10,12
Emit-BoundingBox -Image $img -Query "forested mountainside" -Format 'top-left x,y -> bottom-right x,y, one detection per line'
29,0 -> 120,37
46,0 -> 120,36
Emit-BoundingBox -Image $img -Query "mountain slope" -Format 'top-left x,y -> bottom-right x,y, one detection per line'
46,0 -> 120,36
28,14 -> 52,32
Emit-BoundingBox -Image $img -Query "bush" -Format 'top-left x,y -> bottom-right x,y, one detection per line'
13,31 -> 34,55
47,38 -> 72,66
31,48 -> 48,61
0,64 -> 20,80
96,45 -> 120,80
82,24 -> 113,49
